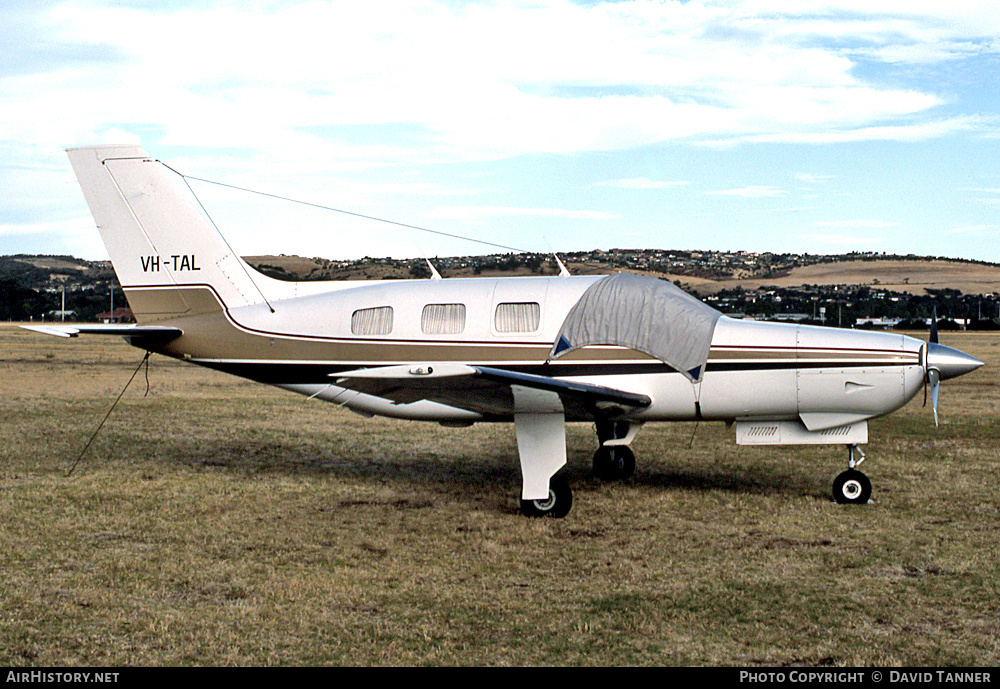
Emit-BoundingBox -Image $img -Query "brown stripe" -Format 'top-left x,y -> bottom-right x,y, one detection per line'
126,285 -> 921,369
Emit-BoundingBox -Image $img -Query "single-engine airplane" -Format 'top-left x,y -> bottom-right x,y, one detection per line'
25,145 -> 984,517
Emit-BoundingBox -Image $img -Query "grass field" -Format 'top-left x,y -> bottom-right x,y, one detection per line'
1,325 -> 997,666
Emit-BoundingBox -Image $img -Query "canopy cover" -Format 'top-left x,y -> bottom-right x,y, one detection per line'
550,273 -> 722,382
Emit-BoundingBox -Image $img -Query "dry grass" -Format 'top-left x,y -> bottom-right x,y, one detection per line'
1,325 -> 997,666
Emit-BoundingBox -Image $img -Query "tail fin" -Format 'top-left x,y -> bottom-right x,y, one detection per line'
67,145 -> 269,323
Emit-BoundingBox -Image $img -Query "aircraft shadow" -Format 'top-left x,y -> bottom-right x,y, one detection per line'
123,437 -> 827,506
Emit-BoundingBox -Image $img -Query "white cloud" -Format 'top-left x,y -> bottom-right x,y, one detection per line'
0,218 -> 84,237
705,186 -> 787,198
596,178 -> 691,189
4,0 -> 997,164
814,219 -> 901,228
735,116 -> 987,145
795,173 -> 834,183
4,1 -> 1000,261
431,206 -> 618,221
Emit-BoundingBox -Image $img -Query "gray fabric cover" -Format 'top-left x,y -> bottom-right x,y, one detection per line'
549,273 -> 722,382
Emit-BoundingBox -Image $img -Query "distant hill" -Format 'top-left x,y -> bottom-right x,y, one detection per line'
3,251 -> 999,323
5,251 -> 999,294
6,251 -> 999,295
0,255 -> 118,321
242,253 -> 1000,296
666,259 -> 1000,296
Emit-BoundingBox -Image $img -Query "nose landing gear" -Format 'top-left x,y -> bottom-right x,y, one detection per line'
833,444 -> 872,504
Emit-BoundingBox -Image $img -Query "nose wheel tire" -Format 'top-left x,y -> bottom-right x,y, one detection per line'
520,474 -> 573,518
832,469 -> 872,505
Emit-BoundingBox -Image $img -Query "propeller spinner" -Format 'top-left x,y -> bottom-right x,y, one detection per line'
923,308 -> 984,425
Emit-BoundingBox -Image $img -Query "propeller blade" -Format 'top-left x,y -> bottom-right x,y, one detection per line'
930,306 -> 939,344
928,368 -> 940,426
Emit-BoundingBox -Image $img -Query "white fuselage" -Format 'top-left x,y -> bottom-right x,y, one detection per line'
137,274 -> 926,429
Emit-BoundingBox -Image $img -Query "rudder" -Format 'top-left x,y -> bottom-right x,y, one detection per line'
67,145 -> 267,323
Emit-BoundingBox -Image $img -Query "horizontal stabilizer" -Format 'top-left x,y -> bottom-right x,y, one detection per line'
22,324 -> 183,341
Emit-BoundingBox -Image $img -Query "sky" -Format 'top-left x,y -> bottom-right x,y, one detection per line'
2,0 -> 1000,263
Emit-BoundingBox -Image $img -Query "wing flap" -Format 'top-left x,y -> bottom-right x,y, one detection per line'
473,366 -> 651,410
333,363 -> 650,418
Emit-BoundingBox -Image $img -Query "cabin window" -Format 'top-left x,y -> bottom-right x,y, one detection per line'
421,303 -> 466,335
351,306 -> 393,335
495,302 -> 540,333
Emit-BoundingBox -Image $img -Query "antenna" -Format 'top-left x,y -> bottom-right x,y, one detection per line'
543,237 -> 571,277
553,253 -> 571,277
170,166 -> 531,255
425,259 -> 443,280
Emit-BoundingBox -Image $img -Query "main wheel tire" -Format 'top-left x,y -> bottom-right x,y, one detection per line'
832,469 -> 872,505
593,446 -> 636,481
520,474 -> 573,518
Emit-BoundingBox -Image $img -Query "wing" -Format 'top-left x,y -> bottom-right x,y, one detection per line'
333,363 -> 651,419
21,324 -> 182,343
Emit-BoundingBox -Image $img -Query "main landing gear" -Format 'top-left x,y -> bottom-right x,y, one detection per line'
593,445 -> 636,481
832,444 -> 872,505
592,420 -> 637,481
520,473 -> 573,518
515,417 -> 638,518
